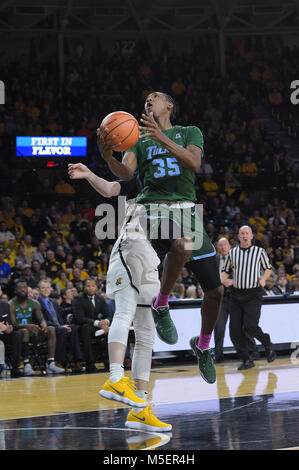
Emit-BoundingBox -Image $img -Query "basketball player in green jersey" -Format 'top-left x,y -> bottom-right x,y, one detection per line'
9,280 -> 65,375
98,92 -> 223,384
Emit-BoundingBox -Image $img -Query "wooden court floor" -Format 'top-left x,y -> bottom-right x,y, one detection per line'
0,357 -> 299,451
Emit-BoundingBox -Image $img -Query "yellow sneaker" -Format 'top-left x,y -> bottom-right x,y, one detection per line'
125,404 -> 172,432
99,377 -> 148,408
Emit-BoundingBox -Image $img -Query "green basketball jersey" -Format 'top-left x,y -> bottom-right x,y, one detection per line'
12,297 -> 34,325
128,125 -> 203,203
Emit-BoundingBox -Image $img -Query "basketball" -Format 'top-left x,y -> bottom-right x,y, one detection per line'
100,111 -> 139,152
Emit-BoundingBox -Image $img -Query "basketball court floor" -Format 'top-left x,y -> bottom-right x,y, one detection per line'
0,357 -> 299,451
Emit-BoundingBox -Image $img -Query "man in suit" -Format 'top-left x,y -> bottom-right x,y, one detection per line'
38,279 -> 85,372
0,286 -> 22,377
72,278 -> 112,372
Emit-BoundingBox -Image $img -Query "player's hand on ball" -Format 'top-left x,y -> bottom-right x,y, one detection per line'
68,163 -> 91,180
97,127 -> 121,162
139,112 -> 166,143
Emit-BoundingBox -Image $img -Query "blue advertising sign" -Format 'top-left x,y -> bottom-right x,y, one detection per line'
16,136 -> 87,157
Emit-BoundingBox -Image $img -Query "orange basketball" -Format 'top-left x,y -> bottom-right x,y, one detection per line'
100,111 -> 139,152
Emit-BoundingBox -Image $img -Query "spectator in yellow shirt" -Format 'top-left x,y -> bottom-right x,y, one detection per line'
55,179 -> 76,195
52,270 -> 69,294
248,210 -> 267,232
3,247 -> 16,267
62,205 -> 76,225
13,216 -> 25,238
23,234 -> 36,260
69,259 -> 89,281
202,174 -> 219,197
21,200 -> 34,218
239,156 -> 258,178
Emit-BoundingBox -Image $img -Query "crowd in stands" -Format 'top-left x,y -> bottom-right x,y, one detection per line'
0,35 -> 299,376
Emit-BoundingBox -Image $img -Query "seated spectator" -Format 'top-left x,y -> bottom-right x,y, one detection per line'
0,285 -> 22,377
21,265 -> 39,288
273,248 -> 284,269
55,245 -> 67,264
21,200 -> 34,218
41,250 -> 61,280
60,287 -> 75,324
276,276 -> 291,295
9,280 -> 65,375
181,267 -> 195,289
0,220 -> 15,246
23,234 -> 36,261
72,278 -> 112,372
52,269 -> 69,293
31,259 -> 41,279
172,282 -> 185,299
248,210 -> 267,233
281,239 -> 294,260
224,171 -> 241,200
69,267 -> 86,293
61,253 -> 74,274
0,250 -> 11,285
290,264 -> 299,281
186,285 -> 197,299
239,156 -> 258,178
30,288 -> 40,300
283,254 -> 295,277
3,247 -> 16,267
262,277 -> 281,296
62,205 -> 76,226
38,280 -> 85,373
71,259 -> 89,280
33,241 -> 48,265
55,179 -> 76,195
15,245 -> 31,266
202,174 -> 219,197
70,213 -> 89,243
226,199 -> 241,220
289,278 -> 299,295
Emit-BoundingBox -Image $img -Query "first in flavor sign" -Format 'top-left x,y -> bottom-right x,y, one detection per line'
16,136 -> 87,157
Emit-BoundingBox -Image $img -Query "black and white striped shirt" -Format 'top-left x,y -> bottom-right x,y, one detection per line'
222,244 -> 272,289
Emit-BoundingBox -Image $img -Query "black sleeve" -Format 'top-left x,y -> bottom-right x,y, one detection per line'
118,177 -> 139,200
0,301 -> 11,324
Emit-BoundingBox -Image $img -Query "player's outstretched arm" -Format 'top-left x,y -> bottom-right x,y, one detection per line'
97,128 -> 137,180
68,163 -> 121,198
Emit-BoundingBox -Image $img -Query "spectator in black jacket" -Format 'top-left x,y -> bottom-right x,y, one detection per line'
72,278 -> 112,372
38,280 -> 85,373
60,287 -> 75,324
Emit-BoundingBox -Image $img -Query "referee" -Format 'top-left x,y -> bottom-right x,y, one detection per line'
221,225 -> 276,370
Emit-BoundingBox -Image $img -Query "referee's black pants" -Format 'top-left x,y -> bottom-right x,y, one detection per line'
229,287 -> 271,362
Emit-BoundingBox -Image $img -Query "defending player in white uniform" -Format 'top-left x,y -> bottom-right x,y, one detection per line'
68,162 -> 172,432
